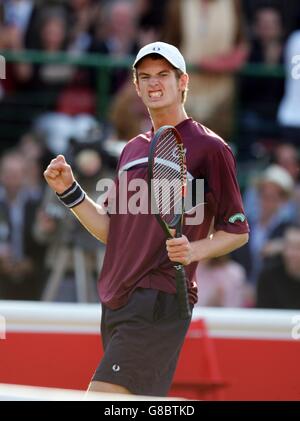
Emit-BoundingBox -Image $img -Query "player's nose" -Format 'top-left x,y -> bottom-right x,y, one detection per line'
148,76 -> 160,87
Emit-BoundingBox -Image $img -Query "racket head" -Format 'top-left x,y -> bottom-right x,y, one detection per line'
148,125 -> 187,236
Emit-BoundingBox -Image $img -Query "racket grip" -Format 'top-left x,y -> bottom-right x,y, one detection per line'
174,264 -> 192,320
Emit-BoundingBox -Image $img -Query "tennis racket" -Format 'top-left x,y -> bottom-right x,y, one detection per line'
148,125 -> 191,320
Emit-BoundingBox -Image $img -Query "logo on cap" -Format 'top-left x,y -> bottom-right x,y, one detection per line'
152,46 -> 161,52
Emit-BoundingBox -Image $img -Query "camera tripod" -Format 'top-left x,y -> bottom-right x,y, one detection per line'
42,245 -> 103,303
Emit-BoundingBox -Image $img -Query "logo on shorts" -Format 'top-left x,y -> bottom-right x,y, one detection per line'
112,364 -> 120,372
228,213 -> 246,224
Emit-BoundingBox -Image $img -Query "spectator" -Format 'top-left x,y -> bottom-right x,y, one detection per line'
0,150 -> 46,300
162,0 -> 248,140
244,164 -> 295,283
242,0 -> 300,39
66,0 -> 103,53
243,142 -> 300,223
17,132 -> 50,199
194,255 -> 251,308
0,17 -> 27,97
89,0 -> 139,94
256,225 -> 300,309
0,7 -> 78,149
99,1 -> 151,140
239,5 -> 285,154
273,143 -> 300,182
21,8 -> 75,103
136,0 -> 169,46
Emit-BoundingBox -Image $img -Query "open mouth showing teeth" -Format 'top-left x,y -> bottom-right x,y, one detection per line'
149,91 -> 163,98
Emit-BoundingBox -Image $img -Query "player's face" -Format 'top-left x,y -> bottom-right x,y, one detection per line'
135,57 -> 187,111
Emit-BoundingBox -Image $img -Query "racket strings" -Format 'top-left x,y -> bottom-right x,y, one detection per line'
155,189 -> 182,220
154,164 -> 180,185
154,131 -> 175,154
153,133 -> 180,173
155,141 -> 178,162
153,178 -> 182,214
152,132 -> 185,221
154,133 -> 186,189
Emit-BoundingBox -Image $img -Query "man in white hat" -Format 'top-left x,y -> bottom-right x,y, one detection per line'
246,164 -> 296,283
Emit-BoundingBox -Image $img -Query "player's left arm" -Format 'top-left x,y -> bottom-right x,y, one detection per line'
167,138 -> 250,265
167,230 -> 248,266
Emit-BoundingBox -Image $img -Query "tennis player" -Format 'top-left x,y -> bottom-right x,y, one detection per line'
44,42 -> 249,396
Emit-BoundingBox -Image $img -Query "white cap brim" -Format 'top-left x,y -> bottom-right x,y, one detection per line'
133,41 -> 186,73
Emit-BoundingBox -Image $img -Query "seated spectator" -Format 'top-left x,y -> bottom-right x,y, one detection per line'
242,0 -> 300,38
233,164 -> 296,283
19,8 -> 75,103
273,143 -> 300,181
256,225 -> 300,309
94,0 -> 148,140
194,255 -> 251,308
66,0 -> 103,53
0,7 -> 76,149
243,142 -> 300,223
9,6 -> 94,110
0,150 -> 46,300
239,5 -> 285,155
89,0 -> 139,94
0,18 -> 26,98
16,132 -> 50,199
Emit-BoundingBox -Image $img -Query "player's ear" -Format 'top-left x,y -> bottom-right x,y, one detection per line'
179,73 -> 189,92
134,79 -> 142,97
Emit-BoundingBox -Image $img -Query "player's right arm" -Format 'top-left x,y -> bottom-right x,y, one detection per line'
43,155 -> 110,244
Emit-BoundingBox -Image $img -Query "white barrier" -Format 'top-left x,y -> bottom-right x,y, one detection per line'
0,384 -> 184,401
0,300 -> 298,339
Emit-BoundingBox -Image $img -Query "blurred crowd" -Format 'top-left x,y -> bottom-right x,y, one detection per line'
1,0 -> 300,309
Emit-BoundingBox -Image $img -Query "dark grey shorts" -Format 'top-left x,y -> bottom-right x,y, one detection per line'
92,287 -> 192,396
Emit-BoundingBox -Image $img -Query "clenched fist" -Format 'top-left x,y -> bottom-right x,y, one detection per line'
43,155 -> 75,194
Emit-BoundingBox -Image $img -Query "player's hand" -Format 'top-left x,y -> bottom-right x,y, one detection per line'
166,235 -> 193,266
43,155 -> 75,194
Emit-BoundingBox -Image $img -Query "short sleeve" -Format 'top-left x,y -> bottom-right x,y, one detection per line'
205,144 -> 249,234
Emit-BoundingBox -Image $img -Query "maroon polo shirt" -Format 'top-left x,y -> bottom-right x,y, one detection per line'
98,118 -> 249,309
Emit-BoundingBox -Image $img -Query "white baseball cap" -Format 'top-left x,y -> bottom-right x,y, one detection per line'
259,164 -> 295,195
133,41 -> 186,73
